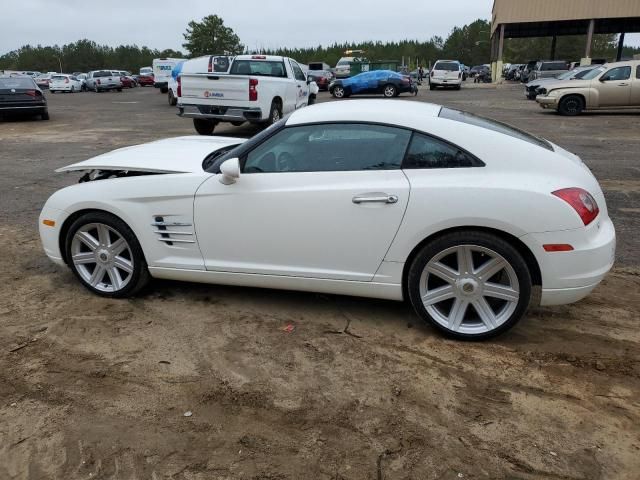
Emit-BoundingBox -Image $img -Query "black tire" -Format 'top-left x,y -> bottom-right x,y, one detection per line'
64,211 -> 150,298
168,90 -> 176,106
308,94 -> 316,105
558,95 -> 584,116
94,86 -> 100,93
332,85 -> 346,99
383,84 -> 397,98
267,100 -> 282,125
406,230 -> 532,340
160,87 -> 168,94
454,84 -> 461,91
231,121 -> 245,127
429,84 -> 435,91
193,118 -> 216,135
50,90 -> 56,94
41,110 -> 50,120
117,87 -> 123,92
71,86 -> 75,93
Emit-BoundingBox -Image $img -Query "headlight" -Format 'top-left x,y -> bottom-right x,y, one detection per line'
546,90 -> 560,97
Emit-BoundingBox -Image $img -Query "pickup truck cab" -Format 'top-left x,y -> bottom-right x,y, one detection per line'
178,55 -> 318,135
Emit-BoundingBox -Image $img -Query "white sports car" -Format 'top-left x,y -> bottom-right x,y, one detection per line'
39,100 -> 616,339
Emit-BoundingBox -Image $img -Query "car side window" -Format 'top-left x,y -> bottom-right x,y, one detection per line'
242,123 -> 411,173
601,66 -> 631,81
403,132 -> 483,169
291,61 -> 306,82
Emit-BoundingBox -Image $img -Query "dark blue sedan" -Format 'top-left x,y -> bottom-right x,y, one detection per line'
329,70 -> 417,99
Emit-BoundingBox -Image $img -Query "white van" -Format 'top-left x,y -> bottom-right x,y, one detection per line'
152,58 -> 187,93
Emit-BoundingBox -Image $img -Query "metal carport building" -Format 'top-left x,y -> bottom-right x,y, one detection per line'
490,0 -> 640,80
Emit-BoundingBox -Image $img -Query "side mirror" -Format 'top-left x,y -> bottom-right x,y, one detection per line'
219,158 -> 240,185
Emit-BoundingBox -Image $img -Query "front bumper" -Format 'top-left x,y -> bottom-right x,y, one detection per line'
521,216 -> 616,306
536,95 -> 559,109
178,104 -> 263,122
38,207 -> 68,267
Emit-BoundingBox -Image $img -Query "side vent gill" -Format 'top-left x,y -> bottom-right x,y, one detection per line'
152,216 -> 195,246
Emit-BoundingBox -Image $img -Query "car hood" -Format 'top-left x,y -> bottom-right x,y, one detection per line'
526,77 -> 563,88
56,136 -> 246,174
543,79 -> 592,91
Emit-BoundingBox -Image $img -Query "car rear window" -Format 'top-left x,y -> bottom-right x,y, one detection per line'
0,77 -> 36,89
230,60 -> 287,78
52,75 -> 67,81
439,107 -> 553,151
94,71 -> 112,77
435,62 -> 459,71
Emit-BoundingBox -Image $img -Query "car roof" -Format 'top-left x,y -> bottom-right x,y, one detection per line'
286,100 -> 442,126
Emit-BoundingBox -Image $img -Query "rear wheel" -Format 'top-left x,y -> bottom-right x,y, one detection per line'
168,90 -> 176,106
94,85 -> 100,93
41,110 -> 50,120
267,100 -> 282,125
193,118 -> 216,135
383,84 -> 397,98
308,94 -> 316,105
65,212 -> 150,298
558,95 -> 584,116
407,230 -> 532,340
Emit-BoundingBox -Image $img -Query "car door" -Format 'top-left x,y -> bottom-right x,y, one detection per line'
289,60 -> 309,109
631,65 -> 640,106
596,66 -> 632,107
193,122 -> 412,282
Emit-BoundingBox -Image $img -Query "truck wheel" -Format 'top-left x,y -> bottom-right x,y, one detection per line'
168,91 -> 176,106
267,101 -> 282,125
308,94 -> 316,106
558,95 -> 584,116
193,119 -> 216,135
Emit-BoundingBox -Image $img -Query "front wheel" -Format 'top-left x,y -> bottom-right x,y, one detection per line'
383,84 -> 397,98
65,212 -> 150,298
308,94 -> 316,105
332,85 -> 346,98
168,90 -> 176,106
193,118 -> 216,135
407,230 -> 532,340
558,95 -> 584,116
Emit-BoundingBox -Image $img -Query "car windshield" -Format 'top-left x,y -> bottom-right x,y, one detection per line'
435,62 -> 459,71
556,70 -> 575,80
581,66 -> 607,80
0,77 -> 36,89
230,60 -> 287,77
337,59 -> 352,66
439,107 -> 552,151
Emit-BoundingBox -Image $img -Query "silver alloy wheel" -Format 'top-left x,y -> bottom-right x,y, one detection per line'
334,86 -> 345,98
272,107 -> 281,123
384,85 -> 395,97
70,223 -> 134,293
419,244 -> 520,335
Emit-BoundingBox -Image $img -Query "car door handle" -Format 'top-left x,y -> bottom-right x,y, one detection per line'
352,193 -> 399,204
618,83 -> 629,86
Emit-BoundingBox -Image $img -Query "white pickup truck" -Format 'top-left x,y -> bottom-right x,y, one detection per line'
178,55 -> 318,135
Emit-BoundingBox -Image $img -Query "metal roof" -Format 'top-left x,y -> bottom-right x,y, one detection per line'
492,0 -> 640,35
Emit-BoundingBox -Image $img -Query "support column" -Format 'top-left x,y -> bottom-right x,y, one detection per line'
617,32 -> 626,61
550,35 -> 557,60
583,19 -> 595,63
493,24 -> 505,82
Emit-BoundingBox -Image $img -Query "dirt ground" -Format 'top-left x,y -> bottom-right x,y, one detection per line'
1,84 -> 639,480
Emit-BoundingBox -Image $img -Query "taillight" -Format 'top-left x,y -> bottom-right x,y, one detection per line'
208,56 -> 213,72
249,78 -> 258,101
25,90 -> 38,97
97,79 -> 101,85
177,76 -> 181,97
552,188 -> 599,226
120,76 -> 125,82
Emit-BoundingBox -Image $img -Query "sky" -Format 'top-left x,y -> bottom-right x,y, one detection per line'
2,0 -> 639,54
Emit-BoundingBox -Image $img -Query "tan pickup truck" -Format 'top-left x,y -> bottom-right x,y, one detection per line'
536,60 -> 640,115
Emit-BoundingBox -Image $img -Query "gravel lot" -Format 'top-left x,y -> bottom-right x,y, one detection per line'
1,84 -> 639,480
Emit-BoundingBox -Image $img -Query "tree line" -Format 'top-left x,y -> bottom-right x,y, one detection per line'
1,17 -> 638,74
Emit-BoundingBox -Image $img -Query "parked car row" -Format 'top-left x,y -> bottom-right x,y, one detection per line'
33,70 -> 141,92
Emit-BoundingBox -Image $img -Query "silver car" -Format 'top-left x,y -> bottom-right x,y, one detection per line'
85,70 -> 122,92
528,60 -> 569,81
